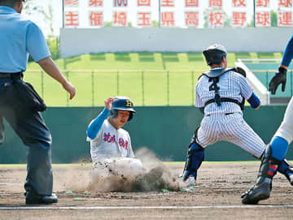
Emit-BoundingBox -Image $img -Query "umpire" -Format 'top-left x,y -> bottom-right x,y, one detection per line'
0,0 -> 76,204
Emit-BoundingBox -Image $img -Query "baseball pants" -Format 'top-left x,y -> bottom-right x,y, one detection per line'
0,78 -> 53,196
196,113 -> 265,159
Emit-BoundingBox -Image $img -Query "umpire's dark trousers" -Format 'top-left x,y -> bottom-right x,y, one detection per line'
0,77 -> 53,196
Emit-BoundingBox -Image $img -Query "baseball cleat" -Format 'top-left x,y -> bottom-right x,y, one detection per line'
183,176 -> 196,187
241,182 -> 271,204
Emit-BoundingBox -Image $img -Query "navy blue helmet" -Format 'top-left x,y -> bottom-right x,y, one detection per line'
203,44 -> 227,66
110,96 -> 136,121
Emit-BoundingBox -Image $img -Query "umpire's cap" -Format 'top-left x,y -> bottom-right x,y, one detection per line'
111,96 -> 136,121
203,44 -> 227,66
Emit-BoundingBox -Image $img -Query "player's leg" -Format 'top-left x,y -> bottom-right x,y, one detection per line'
241,144 -> 280,204
225,114 -> 264,159
182,127 -> 208,186
241,98 -> 293,204
272,96 -> 293,158
4,103 -> 57,204
269,96 -> 293,175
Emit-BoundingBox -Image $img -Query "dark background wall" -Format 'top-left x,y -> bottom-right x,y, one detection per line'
0,106 -> 291,164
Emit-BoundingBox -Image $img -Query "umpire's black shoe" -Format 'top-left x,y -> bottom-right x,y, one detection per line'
25,192 -> 58,205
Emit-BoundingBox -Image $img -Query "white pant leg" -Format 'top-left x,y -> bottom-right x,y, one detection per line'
197,115 -> 220,147
94,158 -> 143,177
274,96 -> 293,144
221,114 -> 265,159
197,114 -> 265,159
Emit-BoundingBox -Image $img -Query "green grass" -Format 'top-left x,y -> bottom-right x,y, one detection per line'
25,52 -> 283,106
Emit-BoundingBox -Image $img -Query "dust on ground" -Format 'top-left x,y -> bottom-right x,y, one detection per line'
87,147 -> 181,192
1,160 -> 293,219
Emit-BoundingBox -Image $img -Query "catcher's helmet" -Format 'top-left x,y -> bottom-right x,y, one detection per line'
110,96 -> 136,121
203,44 -> 227,66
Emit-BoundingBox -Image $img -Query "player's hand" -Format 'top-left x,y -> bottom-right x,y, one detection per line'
62,81 -> 76,100
105,97 -> 115,110
269,67 -> 287,95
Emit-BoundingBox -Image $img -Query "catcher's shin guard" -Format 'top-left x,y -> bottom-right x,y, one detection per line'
278,159 -> 293,185
242,145 -> 280,204
182,142 -> 205,181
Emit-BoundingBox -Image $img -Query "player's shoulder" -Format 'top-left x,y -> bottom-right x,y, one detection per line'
227,67 -> 246,78
225,69 -> 246,81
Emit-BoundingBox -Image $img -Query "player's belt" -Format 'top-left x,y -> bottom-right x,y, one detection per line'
0,72 -> 23,79
204,97 -> 242,108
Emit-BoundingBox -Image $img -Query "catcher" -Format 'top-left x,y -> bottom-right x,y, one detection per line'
181,44 -> 293,189
86,96 -> 163,191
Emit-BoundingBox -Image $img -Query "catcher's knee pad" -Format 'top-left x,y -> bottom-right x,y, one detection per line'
182,142 -> 205,181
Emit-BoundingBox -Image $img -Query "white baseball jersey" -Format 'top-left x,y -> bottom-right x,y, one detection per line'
196,69 -> 252,115
195,69 -> 265,158
87,119 -> 135,162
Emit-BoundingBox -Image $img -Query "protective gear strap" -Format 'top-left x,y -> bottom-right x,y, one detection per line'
204,97 -> 243,109
201,66 -> 246,79
202,67 -> 246,110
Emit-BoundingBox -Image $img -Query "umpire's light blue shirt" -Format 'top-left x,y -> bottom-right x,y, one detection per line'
0,6 -> 51,73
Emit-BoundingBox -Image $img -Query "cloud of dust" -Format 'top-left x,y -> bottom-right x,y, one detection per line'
54,165 -> 92,192
87,147 -> 182,193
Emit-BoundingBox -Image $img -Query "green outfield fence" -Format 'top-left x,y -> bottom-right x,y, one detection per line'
24,67 -> 293,107
24,69 -> 205,107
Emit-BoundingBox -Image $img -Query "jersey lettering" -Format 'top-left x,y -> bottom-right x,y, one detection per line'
103,132 -> 129,150
119,138 -> 128,150
103,132 -> 116,143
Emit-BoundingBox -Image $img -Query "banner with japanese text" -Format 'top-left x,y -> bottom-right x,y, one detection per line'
63,0 -> 293,28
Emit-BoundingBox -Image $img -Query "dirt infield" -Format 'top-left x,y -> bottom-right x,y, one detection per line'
1,162 -> 293,220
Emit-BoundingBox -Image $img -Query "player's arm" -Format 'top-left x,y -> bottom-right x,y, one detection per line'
87,97 -> 114,139
38,57 -> 76,100
281,34 -> 293,68
239,76 -> 261,109
26,22 -> 76,100
247,93 -> 261,110
87,108 -> 110,140
269,34 -> 293,94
